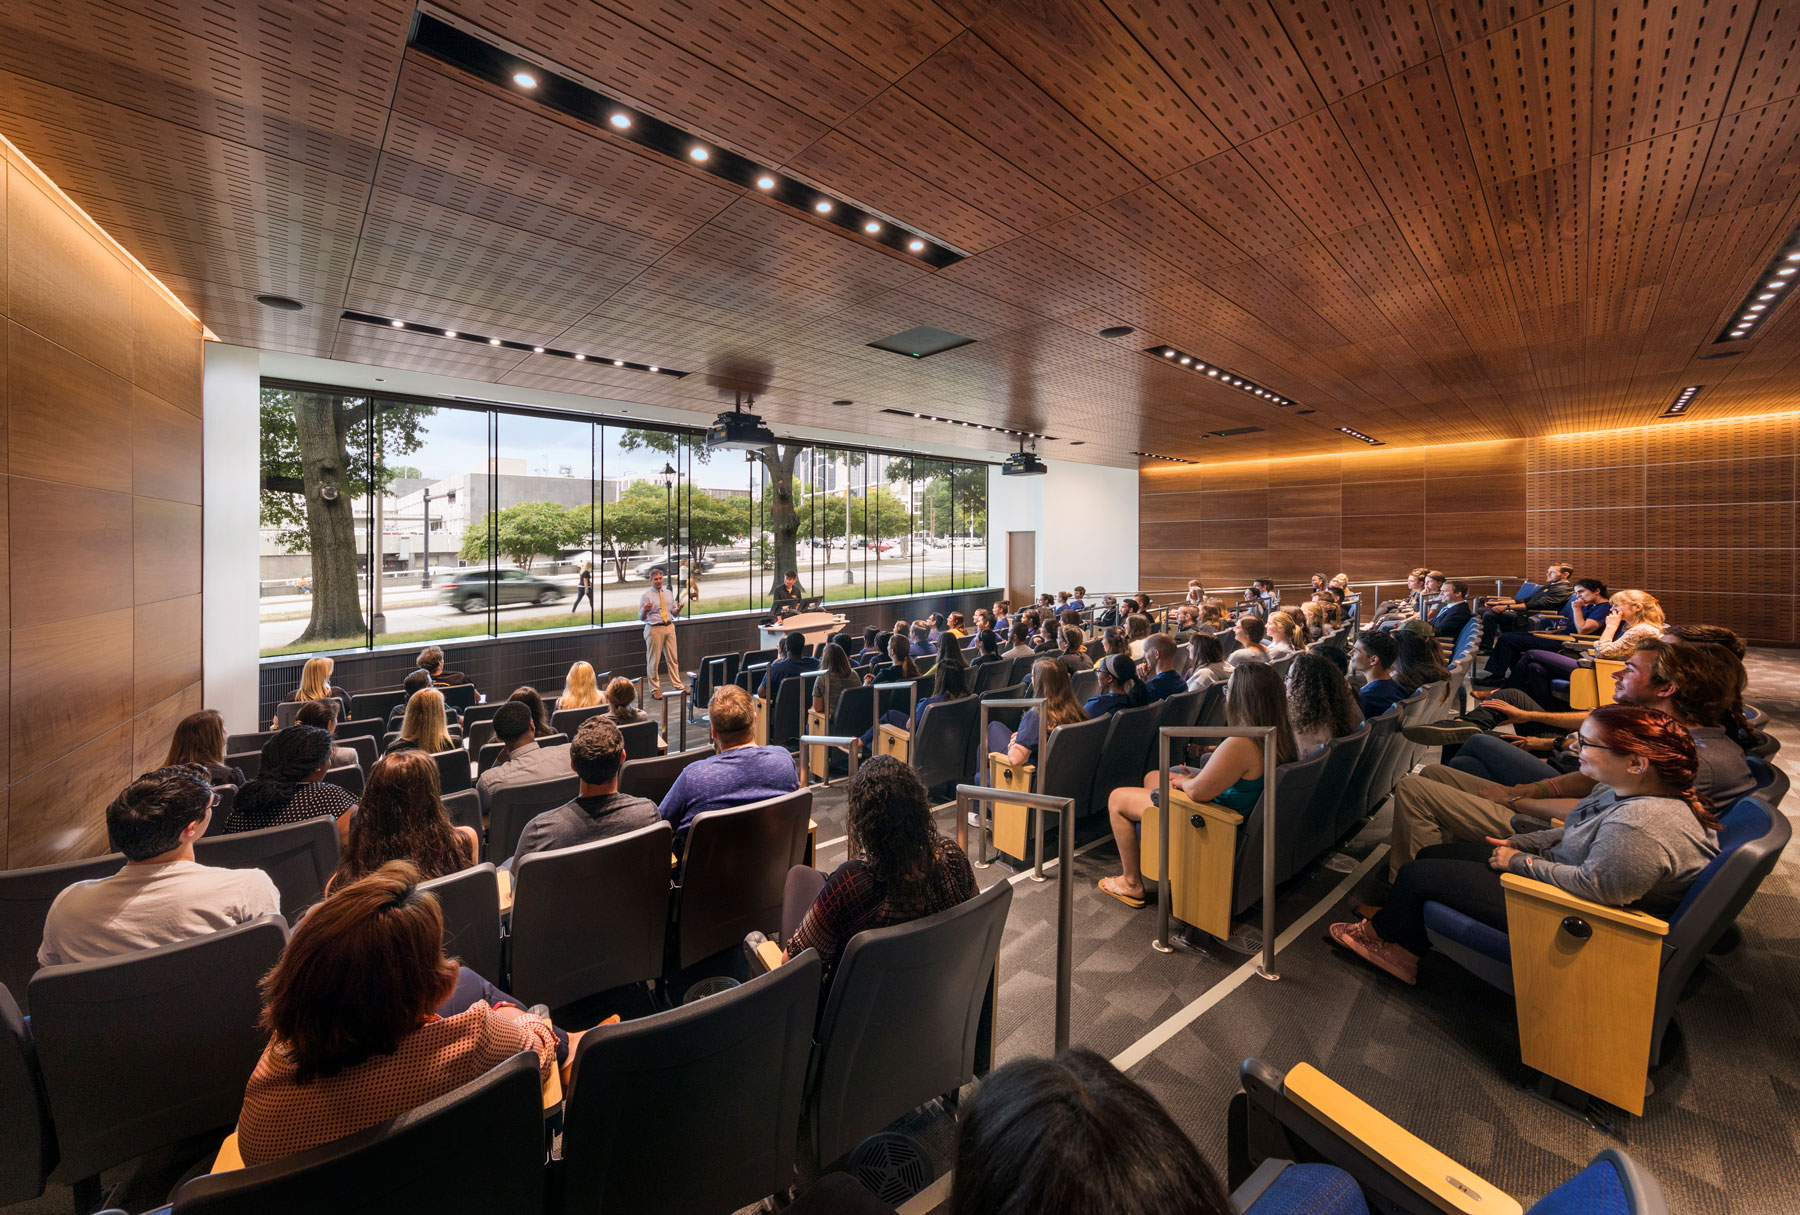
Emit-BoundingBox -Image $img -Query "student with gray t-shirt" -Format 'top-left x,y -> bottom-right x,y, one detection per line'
40,766 -> 280,967
506,716 -> 657,870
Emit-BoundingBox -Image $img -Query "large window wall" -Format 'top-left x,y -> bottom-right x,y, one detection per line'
257,383 -> 991,657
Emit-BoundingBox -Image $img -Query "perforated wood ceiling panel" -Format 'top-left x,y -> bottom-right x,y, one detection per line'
4,0 -> 1800,466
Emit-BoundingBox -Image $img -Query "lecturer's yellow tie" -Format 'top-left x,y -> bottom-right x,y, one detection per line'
659,591 -> 669,623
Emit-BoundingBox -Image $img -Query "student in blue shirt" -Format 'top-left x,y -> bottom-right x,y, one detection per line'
1480,578 -> 1610,682
759,631 -> 820,696
1066,585 -> 1088,614
908,624 -> 935,659
863,656 -> 972,748
1086,654 -> 1148,716
1352,631 -> 1405,719
1140,635 -> 1186,702
660,686 -> 799,849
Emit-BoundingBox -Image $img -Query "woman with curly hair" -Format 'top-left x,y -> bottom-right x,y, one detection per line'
776,755 -> 977,984
1286,650 -> 1364,756
327,752 -> 477,893
1331,705 -> 1720,985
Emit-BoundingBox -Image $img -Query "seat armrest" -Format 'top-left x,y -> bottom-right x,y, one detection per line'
495,867 -> 513,913
211,1131 -> 244,1174
754,940 -> 784,973
1497,874 -> 1669,936
1281,1063 -> 1521,1215
1169,788 -> 1245,827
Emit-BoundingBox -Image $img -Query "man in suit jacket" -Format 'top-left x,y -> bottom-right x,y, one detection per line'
1429,579 -> 1474,639
1478,562 -> 1576,649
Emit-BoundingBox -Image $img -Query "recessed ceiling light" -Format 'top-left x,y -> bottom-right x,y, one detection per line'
1163,349 -> 1176,358
1178,356 -> 1191,365
488,337 -> 502,346
532,346 -> 545,353
255,293 -> 304,311
613,359 -> 624,367
689,147 -> 709,161
756,176 -> 775,189
1098,325 -> 1135,338
863,221 -> 881,234
609,113 -> 631,129
574,353 -> 585,360
908,239 -> 925,252
649,365 -> 659,373
444,329 -> 457,338
1759,293 -> 1776,300
512,71 -> 537,88
814,200 -> 832,213
390,318 -> 405,328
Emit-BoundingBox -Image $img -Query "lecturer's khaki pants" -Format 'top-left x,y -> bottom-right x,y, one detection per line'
645,622 -> 680,691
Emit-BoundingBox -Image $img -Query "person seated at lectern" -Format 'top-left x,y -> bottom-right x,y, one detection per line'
865,633 -> 921,686
771,569 -> 806,616
1330,706 -> 1720,986
1099,664 -> 1297,909
760,631 -> 820,696
861,657 -> 973,749
659,687 -> 798,850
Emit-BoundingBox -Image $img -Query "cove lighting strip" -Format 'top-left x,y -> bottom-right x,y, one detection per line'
1337,426 -> 1383,445
1135,451 -> 1197,463
410,13 -> 963,269
1661,385 -> 1702,417
881,408 -> 1049,440
343,311 -> 689,377
1145,345 -> 1296,407
1716,226 -> 1800,342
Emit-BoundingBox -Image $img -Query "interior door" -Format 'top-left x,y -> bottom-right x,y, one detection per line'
1007,531 -> 1035,605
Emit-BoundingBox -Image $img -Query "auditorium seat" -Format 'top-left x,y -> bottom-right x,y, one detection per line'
205,786 -> 238,836
167,1050 -> 546,1215
272,702 -> 306,728
616,717 -> 662,761
802,879 -> 1012,1172
418,863 -> 502,985
429,747 -> 473,795
669,791 -> 811,972
1423,794 -> 1790,1114
438,682 -> 479,711
1090,701 -> 1163,809
193,817 -> 340,921
485,776 -> 581,866
551,703 -> 608,737
350,689 -> 409,722
0,852 -> 132,1014
1290,726 -> 1370,877
554,951 -> 820,1215
30,917 -> 288,1201
225,750 -> 261,779
334,717 -> 387,743
618,745 -> 714,803
1342,704 -> 1404,829
440,789 -> 481,836
906,695 -> 981,797
508,824 -> 672,1012
323,765 -> 363,796
0,983 -> 53,1206
987,712 -> 1108,866
341,734 -> 378,772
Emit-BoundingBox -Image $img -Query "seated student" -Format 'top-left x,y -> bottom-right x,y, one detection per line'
925,613 -> 948,644
277,656 -> 351,728
476,703 -> 575,813
39,766 -> 280,966
416,644 -> 470,689
1086,653 -> 1148,717
908,623 -> 935,659
508,717 -> 658,868
227,726 -> 357,843
1392,627 -> 1451,693
558,661 -> 603,711
1055,625 -> 1094,675
1333,706 -> 1720,986
1427,578 -> 1473,638
386,688 -> 456,756
1226,614 -> 1269,666
1350,630 -> 1404,718
1476,561 -> 1575,649
949,1049 -> 1233,1215
970,628 -> 1005,671
1054,591 -> 1071,616
812,643 -> 861,723
760,631 -> 820,697
164,708 -> 247,787
970,609 -> 993,637
1378,570 -> 1443,633
387,669 -> 464,728
775,756 -> 976,985
1386,641 -> 1757,874
945,611 -> 969,638
1286,650 -> 1364,757
1172,604 -> 1199,637
1193,598 -> 1226,635
294,699 -> 357,771
865,632 -> 921,686
328,752 -> 477,893
1481,577 -> 1610,682
1140,634 -> 1186,701
659,686 -> 799,847
1263,611 -> 1301,659
861,656 -> 973,749
1100,664 -> 1297,907
855,626 -> 883,662
1000,622 -> 1036,660
1093,595 -> 1121,628
600,675 -> 645,725
1299,599 -> 1325,641
508,685 -> 554,737
1067,585 -> 1088,614
1185,633 -> 1231,691
1124,613 -> 1153,658
988,659 -> 1090,763
1184,578 -> 1206,604
1371,568 -> 1429,629
237,861 -> 565,1166
1481,589 -> 1665,706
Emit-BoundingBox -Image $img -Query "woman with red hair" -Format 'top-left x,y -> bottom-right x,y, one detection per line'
1330,705 -> 1720,985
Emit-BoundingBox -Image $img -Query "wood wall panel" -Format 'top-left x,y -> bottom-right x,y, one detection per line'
1143,419 -> 1800,645
3,141 -> 203,868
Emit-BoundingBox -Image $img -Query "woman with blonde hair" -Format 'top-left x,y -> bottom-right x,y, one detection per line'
165,709 -> 245,787
386,688 -> 454,755
1264,611 -> 1301,658
275,656 -> 349,727
1496,590 -> 1666,708
602,675 -> 644,724
558,660 -> 602,710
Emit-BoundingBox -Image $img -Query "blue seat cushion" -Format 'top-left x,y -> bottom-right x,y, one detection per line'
1424,900 -> 1510,963
1245,1164 -> 1368,1215
1526,1157 -> 1628,1215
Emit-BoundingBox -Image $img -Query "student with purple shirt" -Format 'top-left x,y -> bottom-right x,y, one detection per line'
660,685 -> 799,849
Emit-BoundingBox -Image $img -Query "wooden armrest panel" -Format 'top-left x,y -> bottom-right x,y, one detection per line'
1168,788 -> 1246,827
1497,874 -> 1668,935
211,1131 -> 245,1174
1283,1063 -> 1520,1215
495,867 -> 514,913
754,940 -> 785,973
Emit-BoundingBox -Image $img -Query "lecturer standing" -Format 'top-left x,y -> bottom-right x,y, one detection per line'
639,569 -> 687,699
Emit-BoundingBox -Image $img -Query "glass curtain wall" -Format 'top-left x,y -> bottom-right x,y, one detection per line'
258,382 -> 994,658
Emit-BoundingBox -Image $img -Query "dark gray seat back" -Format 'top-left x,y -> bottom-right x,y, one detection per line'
1288,726 -> 1369,880
1231,748 -> 1331,916
30,916 -> 288,1184
510,823 -> 673,1010
486,775 -> 582,866
673,791 -> 812,970
1092,702 -> 1164,807
551,704 -> 608,738
194,816 -> 339,922
439,682 -> 479,711
336,717 -> 386,743
617,718 -> 661,761
0,983 -> 53,1204
419,863 -> 502,985
555,953 -> 821,1215
274,701 -> 305,728
170,1051 -> 545,1215
913,696 -> 979,794
431,748 -> 473,795
225,750 -> 261,779
1344,704 -> 1403,828
441,789 -> 481,835
324,765 -> 364,796
0,852 -> 124,1016
1037,713 -> 1112,822
618,746 -> 714,803
226,729 -> 278,754
351,688 -> 408,721
806,880 -> 1012,1167
344,734 -> 379,772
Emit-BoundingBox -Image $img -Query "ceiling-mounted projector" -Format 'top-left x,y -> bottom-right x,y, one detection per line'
1001,449 -> 1047,477
704,409 -> 777,452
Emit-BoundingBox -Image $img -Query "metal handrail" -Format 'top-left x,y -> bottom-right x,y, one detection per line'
974,698 -> 1044,871
955,783 -> 1075,1054
1153,725 -> 1280,980
798,733 -> 861,789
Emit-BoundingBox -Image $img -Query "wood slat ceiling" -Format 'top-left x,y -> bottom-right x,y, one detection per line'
4,0 -> 1800,465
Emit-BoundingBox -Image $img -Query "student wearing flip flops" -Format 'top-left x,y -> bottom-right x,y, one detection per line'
1098,664 -> 1298,909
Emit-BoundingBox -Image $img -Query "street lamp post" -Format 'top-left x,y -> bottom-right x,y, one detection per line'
659,461 -> 678,576
420,487 -> 431,587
